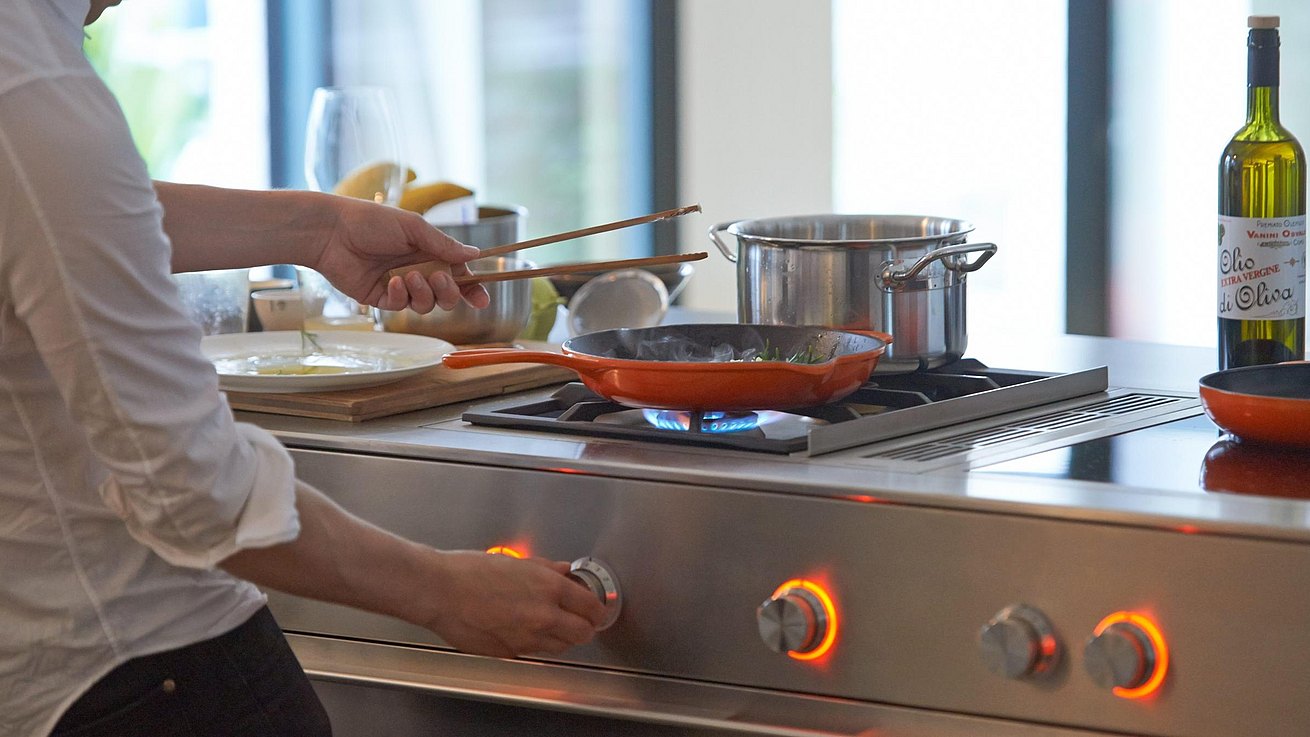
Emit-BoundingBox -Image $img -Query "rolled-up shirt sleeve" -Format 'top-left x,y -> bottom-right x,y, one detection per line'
0,71 -> 299,568
99,423 -> 300,568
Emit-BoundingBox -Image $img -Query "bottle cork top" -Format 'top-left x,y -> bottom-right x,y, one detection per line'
1249,16 -> 1280,29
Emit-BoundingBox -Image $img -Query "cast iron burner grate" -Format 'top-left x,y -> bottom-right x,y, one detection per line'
460,359 -> 1110,456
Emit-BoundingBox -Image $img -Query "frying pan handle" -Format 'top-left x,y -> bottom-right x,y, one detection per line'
442,348 -> 600,371
880,242 -> 997,288
708,221 -> 739,263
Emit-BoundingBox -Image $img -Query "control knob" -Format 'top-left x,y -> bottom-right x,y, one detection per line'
1084,619 -> 1157,691
567,557 -> 622,631
978,604 -> 1060,679
757,583 -> 830,657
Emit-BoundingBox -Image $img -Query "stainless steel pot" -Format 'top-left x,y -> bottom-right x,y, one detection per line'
710,214 -> 996,371
430,204 -> 526,247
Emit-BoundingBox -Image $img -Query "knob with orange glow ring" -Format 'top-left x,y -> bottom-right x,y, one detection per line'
756,580 -> 839,660
567,557 -> 622,631
1083,612 -> 1169,699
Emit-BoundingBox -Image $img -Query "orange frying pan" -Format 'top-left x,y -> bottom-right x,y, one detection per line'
442,323 -> 892,411
1198,362 -> 1310,448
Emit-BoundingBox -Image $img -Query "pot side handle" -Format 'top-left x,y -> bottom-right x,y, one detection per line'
881,242 -> 997,287
708,221 -> 739,263
831,329 -> 894,367
842,329 -> 895,346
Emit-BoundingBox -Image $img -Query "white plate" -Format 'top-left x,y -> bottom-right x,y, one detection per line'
202,331 -> 454,393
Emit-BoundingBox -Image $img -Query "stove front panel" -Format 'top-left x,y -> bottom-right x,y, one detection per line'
270,448 -> 1310,737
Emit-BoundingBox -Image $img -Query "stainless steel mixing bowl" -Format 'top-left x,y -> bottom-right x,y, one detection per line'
374,257 -> 535,345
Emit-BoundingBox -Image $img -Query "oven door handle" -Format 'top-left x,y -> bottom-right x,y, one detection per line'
309,673 -> 872,737
287,634 -> 1098,737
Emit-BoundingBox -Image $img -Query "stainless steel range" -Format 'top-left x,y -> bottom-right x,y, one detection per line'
252,330 -> 1310,737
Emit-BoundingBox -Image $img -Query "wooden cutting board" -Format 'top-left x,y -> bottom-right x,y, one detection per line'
223,341 -> 574,422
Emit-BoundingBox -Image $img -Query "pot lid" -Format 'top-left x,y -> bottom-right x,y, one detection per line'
727,214 -> 974,247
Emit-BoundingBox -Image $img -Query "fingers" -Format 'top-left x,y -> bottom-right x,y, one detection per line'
427,270 -> 487,311
461,283 -> 491,309
426,554 -> 608,659
368,213 -> 486,313
542,560 -> 573,575
527,558 -> 607,630
378,269 -> 471,313
549,608 -> 605,645
427,271 -> 461,311
446,260 -> 490,309
382,275 -> 408,311
404,271 -> 437,313
503,606 -> 598,654
416,224 -> 484,310
558,573 -> 609,630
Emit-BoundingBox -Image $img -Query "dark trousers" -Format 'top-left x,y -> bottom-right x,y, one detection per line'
52,607 -> 332,737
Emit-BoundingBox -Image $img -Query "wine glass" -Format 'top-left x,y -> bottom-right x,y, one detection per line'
302,86 -> 405,330
304,86 -> 405,204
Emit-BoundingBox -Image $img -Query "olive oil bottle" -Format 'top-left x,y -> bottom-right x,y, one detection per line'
1217,15 -> 1306,369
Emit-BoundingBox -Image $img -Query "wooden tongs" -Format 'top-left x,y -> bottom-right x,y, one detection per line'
392,204 -> 706,286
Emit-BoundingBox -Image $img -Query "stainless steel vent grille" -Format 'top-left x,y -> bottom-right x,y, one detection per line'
1088,394 -> 1181,414
867,394 -> 1188,462
942,426 -> 1043,447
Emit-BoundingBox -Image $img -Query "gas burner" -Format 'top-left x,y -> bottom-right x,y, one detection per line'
460,359 -> 1109,455
642,409 -> 762,434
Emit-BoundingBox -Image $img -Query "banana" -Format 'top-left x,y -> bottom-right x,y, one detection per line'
399,181 -> 475,214
332,162 -> 416,202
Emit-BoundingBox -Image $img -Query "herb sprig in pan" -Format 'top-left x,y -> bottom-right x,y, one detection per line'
299,328 -> 322,355
752,339 -> 833,364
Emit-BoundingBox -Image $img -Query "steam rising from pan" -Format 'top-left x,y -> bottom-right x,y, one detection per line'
570,325 -> 869,363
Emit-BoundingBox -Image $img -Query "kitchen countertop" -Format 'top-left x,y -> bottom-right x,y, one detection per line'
235,310 -> 1310,544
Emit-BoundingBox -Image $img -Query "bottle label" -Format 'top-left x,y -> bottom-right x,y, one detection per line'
1217,214 -> 1307,320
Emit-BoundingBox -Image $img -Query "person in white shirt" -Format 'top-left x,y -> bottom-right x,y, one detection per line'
0,1 -> 606,735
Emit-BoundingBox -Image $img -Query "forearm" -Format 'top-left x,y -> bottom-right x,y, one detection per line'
220,481 -> 436,628
156,182 -> 333,273
155,181 -> 487,313
221,480 -> 606,658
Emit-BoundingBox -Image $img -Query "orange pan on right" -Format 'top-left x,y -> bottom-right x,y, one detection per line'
1199,362 -> 1310,449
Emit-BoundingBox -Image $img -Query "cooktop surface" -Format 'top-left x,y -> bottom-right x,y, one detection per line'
973,413 -> 1310,499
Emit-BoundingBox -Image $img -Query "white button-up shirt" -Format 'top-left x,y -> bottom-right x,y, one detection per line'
0,2 -> 302,734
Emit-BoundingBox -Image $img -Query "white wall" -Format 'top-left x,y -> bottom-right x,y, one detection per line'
676,0 -> 834,313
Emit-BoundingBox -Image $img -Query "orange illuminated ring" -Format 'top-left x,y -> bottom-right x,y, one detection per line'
485,546 -> 525,558
771,579 -> 839,661
1093,612 -> 1169,699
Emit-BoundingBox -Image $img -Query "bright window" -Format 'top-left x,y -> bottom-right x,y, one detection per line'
831,0 -> 1069,338
328,0 -> 653,263
1109,0 -> 1310,346
85,0 -> 269,188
